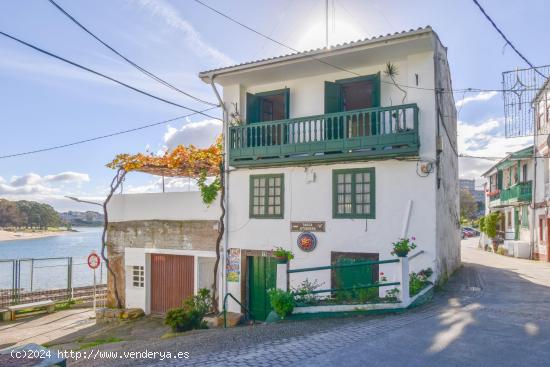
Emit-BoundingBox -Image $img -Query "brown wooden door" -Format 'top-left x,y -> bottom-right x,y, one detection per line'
546,219 -> 550,262
150,254 -> 194,314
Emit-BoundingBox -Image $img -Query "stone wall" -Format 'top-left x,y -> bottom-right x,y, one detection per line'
105,219 -> 219,308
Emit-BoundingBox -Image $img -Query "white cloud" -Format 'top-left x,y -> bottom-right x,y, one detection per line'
164,119 -> 222,149
455,91 -> 498,108
125,177 -> 199,194
458,118 -> 532,183
134,0 -> 234,66
0,171 -> 92,203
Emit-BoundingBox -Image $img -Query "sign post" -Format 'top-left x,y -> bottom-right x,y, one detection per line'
87,252 -> 101,313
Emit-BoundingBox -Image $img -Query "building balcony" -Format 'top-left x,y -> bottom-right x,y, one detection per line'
489,181 -> 532,207
228,104 -> 419,167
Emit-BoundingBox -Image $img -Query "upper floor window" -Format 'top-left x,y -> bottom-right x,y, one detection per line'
246,89 -> 289,124
325,73 -> 381,114
333,168 -> 375,219
250,174 -> 284,218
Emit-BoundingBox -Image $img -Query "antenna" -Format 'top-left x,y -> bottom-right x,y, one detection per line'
325,0 -> 329,47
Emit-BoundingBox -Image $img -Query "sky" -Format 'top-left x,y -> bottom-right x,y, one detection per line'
0,0 -> 547,211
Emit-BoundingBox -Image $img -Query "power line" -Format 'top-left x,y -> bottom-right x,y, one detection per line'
0,107 -> 219,159
46,0 -> 218,107
193,0 -> 540,95
0,30 -> 221,121
471,0 -> 546,79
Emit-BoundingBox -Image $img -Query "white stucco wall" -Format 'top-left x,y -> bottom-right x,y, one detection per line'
217,30 -> 459,312
124,247 -> 216,314
107,192 -> 220,222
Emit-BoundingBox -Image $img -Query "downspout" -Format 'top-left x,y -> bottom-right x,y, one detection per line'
531,133 -> 537,259
209,73 -> 230,308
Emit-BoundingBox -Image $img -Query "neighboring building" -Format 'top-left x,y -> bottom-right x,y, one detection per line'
459,178 -> 485,217
482,146 -> 533,258
106,191 -> 220,314
533,77 -> 550,261
200,26 -> 460,320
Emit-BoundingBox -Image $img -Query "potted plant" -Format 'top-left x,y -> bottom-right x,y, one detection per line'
391,237 -> 417,257
272,247 -> 294,263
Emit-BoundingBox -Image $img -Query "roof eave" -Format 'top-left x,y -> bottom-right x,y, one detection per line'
199,26 -> 435,83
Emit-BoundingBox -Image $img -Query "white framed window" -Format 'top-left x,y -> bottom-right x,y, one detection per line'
132,265 -> 144,287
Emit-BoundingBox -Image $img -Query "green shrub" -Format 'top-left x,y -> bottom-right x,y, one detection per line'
268,289 -> 295,319
164,288 -> 211,332
292,278 -> 323,305
484,212 -> 501,238
358,287 -> 379,303
164,308 -> 205,332
409,268 -> 433,296
383,288 -> 400,302
478,216 -> 485,233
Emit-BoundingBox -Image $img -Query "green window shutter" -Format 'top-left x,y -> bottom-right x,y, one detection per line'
324,81 -> 341,113
283,88 -> 290,119
497,170 -> 503,190
372,72 -> 381,107
246,92 -> 260,124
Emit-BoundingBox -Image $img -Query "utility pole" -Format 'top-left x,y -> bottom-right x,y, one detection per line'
325,0 -> 329,47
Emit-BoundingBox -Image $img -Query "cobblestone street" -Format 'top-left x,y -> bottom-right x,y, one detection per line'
75,238 -> 550,367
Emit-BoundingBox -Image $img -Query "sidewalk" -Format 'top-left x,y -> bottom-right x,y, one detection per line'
0,308 -> 95,349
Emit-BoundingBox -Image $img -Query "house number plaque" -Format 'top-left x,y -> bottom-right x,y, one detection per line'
290,221 -> 325,232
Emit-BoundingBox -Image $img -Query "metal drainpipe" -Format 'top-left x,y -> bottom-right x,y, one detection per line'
209,73 -> 229,308
531,132 -> 537,259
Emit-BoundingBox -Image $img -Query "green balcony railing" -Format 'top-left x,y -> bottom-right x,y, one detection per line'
492,181 -> 532,206
229,104 -> 419,166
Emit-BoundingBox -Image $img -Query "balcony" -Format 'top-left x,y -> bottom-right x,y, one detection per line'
228,104 -> 419,167
489,181 -> 532,207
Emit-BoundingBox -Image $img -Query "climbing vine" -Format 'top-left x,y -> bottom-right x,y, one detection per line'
106,136 -> 224,311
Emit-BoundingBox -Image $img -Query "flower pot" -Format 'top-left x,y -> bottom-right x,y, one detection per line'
275,256 -> 288,264
394,251 -> 409,258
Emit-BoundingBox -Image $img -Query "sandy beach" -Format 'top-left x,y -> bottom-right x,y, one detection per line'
0,229 -> 73,242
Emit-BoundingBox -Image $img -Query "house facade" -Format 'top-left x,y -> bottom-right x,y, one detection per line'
532,78 -> 550,261
106,191 -> 220,314
200,27 -> 460,320
482,146 -> 534,258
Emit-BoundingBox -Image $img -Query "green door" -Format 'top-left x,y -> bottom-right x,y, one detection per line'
248,256 -> 277,321
332,252 -> 378,302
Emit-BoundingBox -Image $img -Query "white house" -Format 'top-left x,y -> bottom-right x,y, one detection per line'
481,146 -> 534,258
106,191 -> 220,314
532,77 -> 550,261
200,26 -> 460,320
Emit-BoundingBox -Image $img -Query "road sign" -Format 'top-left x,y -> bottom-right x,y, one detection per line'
87,252 -> 101,269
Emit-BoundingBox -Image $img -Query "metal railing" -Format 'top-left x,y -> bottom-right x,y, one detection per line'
222,292 -> 254,328
229,104 -> 419,166
0,256 -> 106,308
287,258 -> 400,299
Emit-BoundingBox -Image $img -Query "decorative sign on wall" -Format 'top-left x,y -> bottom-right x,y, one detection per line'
226,248 -> 240,282
297,232 -> 317,252
290,221 -> 325,232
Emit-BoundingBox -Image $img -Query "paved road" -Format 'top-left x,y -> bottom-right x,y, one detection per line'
83,239 -> 550,367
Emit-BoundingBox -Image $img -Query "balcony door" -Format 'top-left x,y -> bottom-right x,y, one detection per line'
325,73 -> 380,139
246,89 -> 289,148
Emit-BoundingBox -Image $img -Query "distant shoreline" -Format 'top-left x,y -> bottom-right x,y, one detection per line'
0,229 -> 76,242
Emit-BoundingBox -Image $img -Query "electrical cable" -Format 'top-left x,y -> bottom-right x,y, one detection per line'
0,107 -> 219,159
193,0 -> 544,94
0,30 -> 221,121
46,0 -> 219,107
471,0 -> 546,79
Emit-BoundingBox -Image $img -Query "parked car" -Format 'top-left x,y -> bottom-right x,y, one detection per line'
461,228 -> 475,239
463,227 -> 480,236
